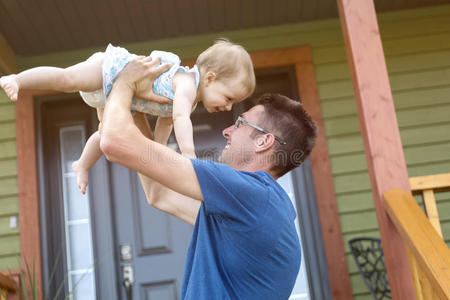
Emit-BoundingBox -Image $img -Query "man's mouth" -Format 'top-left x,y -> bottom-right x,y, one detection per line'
215,107 -> 220,112
225,141 -> 230,149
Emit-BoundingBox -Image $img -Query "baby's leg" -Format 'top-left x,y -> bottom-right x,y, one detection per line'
0,52 -> 104,102
72,130 -> 103,194
154,117 -> 173,145
72,108 -> 104,194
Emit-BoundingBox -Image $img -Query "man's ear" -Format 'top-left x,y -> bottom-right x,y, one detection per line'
255,134 -> 276,153
204,71 -> 216,86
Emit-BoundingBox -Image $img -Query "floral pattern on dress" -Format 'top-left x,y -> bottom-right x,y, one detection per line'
101,45 -> 199,117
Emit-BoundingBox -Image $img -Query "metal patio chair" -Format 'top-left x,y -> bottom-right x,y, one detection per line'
348,237 -> 391,300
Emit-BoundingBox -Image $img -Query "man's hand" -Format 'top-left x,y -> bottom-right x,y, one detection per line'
102,55 -> 171,137
116,55 -> 172,104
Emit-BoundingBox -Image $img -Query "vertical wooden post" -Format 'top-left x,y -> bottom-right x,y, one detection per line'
15,92 -> 43,300
336,1 -> 416,299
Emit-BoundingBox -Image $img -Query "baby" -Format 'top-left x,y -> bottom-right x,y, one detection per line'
0,39 -> 256,194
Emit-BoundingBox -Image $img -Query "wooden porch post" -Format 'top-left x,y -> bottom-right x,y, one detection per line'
16,92 -> 43,300
336,1 -> 416,299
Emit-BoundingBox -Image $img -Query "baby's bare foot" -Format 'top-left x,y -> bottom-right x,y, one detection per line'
72,160 -> 88,195
0,75 -> 19,102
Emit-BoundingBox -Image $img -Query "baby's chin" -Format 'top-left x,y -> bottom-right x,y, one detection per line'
209,107 -> 220,113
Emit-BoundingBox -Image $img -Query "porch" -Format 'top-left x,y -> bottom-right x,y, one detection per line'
0,0 -> 449,299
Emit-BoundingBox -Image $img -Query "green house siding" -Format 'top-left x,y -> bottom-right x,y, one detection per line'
317,6 -> 450,299
0,3 -> 449,299
0,93 -> 19,270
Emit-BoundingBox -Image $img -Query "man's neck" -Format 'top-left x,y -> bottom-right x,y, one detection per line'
234,161 -> 278,180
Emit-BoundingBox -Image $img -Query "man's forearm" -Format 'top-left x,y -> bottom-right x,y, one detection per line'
133,113 -> 200,225
140,177 -> 200,226
102,82 -> 134,140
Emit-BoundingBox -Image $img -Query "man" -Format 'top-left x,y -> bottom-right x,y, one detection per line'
100,56 -> 317,299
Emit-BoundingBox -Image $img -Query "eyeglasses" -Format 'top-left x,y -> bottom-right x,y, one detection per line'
234,116 -> 287,145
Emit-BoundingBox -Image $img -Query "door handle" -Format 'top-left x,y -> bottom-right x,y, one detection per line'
122,264 -> 134,300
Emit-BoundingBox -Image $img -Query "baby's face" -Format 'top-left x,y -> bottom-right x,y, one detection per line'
200,72 -> 249,113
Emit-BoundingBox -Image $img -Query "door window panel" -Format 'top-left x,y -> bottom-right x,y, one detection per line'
59,126 -> 96,300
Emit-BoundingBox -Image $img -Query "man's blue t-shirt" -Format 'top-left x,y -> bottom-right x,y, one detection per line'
181,159 -> 301,299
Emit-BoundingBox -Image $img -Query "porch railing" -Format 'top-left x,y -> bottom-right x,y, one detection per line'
384,189 -> 450,300
409,173 -> 450,238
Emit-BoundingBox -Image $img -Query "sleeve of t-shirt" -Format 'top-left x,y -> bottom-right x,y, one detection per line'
191,159 -> 270,225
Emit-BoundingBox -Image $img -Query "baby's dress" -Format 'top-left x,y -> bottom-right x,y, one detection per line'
80,44 -> 200,118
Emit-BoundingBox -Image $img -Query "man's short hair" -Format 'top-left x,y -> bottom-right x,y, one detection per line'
256,93 -> 317,177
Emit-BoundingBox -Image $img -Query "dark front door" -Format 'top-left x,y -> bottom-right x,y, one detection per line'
109,164 -> 193,299
38,96 -> 192,300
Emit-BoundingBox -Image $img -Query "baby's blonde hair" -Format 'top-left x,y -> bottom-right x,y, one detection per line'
196,39 -> 255,96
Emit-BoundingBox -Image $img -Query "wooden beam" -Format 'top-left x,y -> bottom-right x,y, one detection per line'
409,173 -> 450,192
336,1 -> 416,299
422,190 -> 443,238
15,92 -> 43,300
0,33 -> 17,74
250,47 -> 311,68
384,189 -> 450,299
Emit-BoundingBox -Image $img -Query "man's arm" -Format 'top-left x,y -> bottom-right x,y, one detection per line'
133,113 -> 200,226
140,176 -> 201,226
100,56 -> 204,201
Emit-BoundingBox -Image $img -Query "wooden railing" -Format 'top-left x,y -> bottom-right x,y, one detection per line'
384,189 -> 450,300
409,173 -> 450,238
0,273 -> 16,300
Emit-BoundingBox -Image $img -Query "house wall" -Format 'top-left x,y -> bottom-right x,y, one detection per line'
0,4 -> 449,299
0,93 -> 19,270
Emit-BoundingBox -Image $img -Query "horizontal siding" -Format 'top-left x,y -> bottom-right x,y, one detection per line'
5,3 -> 450,299
316,5 -> 450,299
0,92 -> 19,271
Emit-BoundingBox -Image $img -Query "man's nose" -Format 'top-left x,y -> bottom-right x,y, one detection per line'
222,124 -> 234,138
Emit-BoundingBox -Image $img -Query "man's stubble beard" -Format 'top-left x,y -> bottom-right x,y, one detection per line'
217,146 -> 253,168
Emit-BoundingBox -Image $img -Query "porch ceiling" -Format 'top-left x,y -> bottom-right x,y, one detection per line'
0,0 -> 447,56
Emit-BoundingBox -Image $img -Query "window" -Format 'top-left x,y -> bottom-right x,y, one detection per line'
59,126 -> 96,300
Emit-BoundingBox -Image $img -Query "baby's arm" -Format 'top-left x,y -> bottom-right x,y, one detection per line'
172,73 -> 197,158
